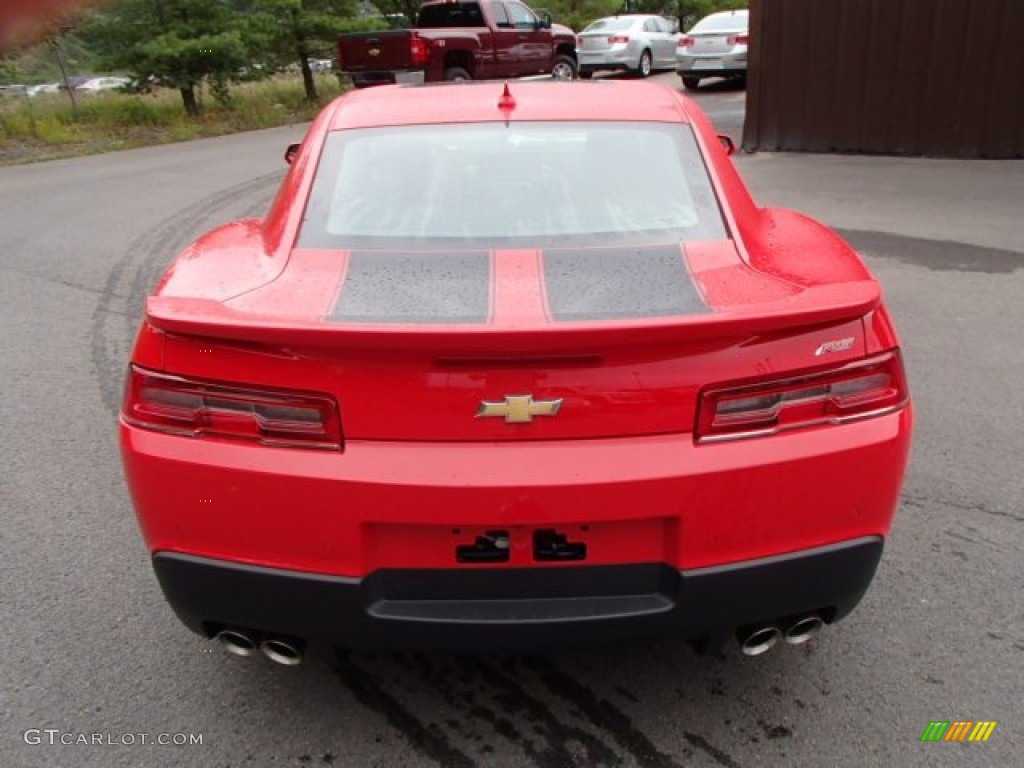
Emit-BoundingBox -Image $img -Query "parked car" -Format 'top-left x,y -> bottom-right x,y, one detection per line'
338,0 -> 578,87
577,14 -> 679,78
120,80 -> 912,663
59,75 -> 94,91
677,8 -> 748,90
75,76 -> 131,93
27,83 -> 61,97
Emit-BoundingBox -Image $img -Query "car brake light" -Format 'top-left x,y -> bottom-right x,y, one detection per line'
727,34 -> 749,45
678,36 -> 694,48
697,351 -> 908,443
608,35 -> 630,44
410,36 -> 430,67
123,366 -> 343,450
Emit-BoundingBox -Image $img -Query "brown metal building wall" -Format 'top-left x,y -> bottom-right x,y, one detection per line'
743,0 -> 1024,157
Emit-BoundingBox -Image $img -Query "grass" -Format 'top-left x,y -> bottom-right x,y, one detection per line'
0,74 -> 347,165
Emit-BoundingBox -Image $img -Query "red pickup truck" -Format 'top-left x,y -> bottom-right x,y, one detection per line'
339,0 -> 578,87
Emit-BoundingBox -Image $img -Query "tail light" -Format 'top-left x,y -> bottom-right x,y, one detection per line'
727,34 -> 749,45
678,35 -> 694,48
410,36 -> 430,67
608,35 -> 630,44
697,351 -> 908,443
123,366 -> 343,450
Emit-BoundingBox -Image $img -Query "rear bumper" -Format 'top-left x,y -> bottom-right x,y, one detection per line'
344,69 -> 425,88
578,49 -> 637,74
154,536 -> 884,653
676,53 -> 748,77
122,411 -> 911,576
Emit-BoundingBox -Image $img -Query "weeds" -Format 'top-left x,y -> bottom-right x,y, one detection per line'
0,74 -> 345,164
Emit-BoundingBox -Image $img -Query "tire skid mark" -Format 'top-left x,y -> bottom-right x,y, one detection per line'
343,652 -> 653,768
91,172 -> 280,414
464,702 -> 533,756
400,653 -> 604,767
682,732 -> 743,768
338,661 -> 476,768
468,658 -> 621,767
521,656 -> 690,768
365,654 -> 512,761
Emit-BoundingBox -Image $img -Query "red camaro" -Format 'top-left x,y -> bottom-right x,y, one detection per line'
120,81 -> 912,665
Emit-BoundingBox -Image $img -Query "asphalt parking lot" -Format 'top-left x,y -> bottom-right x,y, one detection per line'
2,77 -> 1021,768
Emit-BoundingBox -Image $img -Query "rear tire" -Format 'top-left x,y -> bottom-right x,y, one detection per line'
551,55 -> 577,80
636,50 -> 652,78
681,76 -> 700,90
444,67 -> 471,81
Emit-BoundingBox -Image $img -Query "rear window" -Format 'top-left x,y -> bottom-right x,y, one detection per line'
691,11 -> 748,33
582,18 -> 635,33
299,121 -> 726,250
417,2 -> 485,28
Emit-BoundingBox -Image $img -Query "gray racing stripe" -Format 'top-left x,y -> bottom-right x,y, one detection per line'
543,245 -> 707,321
331,250 -> 490,324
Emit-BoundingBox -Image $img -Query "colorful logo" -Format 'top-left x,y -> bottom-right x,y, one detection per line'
921,721 -> 997,742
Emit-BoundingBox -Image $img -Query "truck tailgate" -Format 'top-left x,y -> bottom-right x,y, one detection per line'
339,30 -> 416,72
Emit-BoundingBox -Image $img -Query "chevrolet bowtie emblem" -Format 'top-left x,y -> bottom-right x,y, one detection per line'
476,395 -> 563,424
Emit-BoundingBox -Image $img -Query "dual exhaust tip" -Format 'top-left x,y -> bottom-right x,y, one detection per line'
215,617 -> 822,662
214,628 -> 304,666
739,615 -> 824,656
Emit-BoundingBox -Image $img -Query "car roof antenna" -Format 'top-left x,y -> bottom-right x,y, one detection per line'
498,81 -> 516,111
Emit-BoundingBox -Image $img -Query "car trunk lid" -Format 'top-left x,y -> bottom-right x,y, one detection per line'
150,241 -> 877,442
686,28 -> 745,55
578,32 -> 618,51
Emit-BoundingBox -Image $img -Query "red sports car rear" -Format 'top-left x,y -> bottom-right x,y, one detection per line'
120,81 -> 912,663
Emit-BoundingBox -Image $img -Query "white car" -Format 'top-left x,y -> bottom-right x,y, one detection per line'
576,15 -> 680,79
76,76 -> 131,93
27,83 -> 61,97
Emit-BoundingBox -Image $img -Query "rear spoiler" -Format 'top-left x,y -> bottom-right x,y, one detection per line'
146,281 -> 880,353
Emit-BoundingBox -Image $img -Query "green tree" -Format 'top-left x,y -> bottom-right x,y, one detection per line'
544,0 -> 746,31
372,0 -> 423,28
80,0 -> 251,117
241,0 -> 364,102
540,0 -> 622,31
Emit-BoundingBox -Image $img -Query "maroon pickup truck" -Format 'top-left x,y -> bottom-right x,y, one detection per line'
339,0 -> 578,87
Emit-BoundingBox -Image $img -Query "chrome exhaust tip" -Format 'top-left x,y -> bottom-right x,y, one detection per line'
260,636 -> 304,666
784,615 -> 824,645
215,628 -> 259,657
739,626 -> 782,656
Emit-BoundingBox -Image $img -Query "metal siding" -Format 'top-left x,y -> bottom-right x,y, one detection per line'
744,0 -> 1024,158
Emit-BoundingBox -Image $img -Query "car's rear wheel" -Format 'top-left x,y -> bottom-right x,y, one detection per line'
444,67 -> 471,82
681,76 -> 701,90
551,55 -> 577,81
636,50 -> 652,78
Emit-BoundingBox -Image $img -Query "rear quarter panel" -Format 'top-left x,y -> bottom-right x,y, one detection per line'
416,29 -> 494,80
